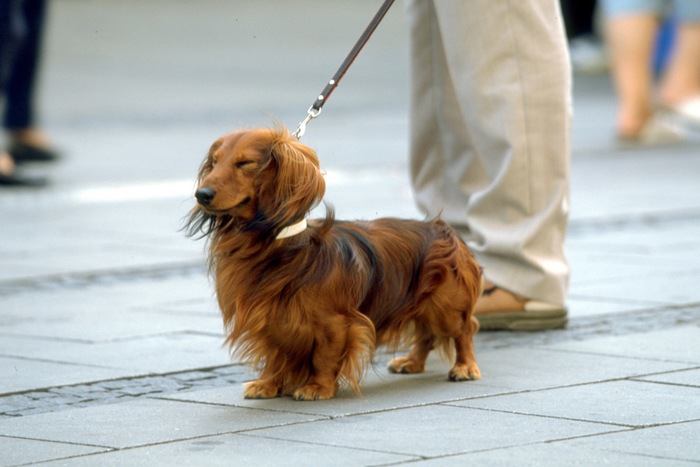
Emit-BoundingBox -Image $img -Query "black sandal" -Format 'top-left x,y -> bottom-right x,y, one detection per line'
0,170 -> 47,187
9,141 -> 60,163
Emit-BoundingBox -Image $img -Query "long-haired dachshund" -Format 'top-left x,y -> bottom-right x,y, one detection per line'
186,128 -> 482,401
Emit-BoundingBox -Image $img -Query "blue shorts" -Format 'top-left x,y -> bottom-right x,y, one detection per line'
602,0 -> 700,22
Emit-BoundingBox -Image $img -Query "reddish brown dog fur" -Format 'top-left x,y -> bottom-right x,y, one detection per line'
186,128 -> 482,401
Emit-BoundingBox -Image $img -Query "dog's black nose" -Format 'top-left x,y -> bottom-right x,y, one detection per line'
195,187 -> 216,206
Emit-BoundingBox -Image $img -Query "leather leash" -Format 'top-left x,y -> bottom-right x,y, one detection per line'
293,0 -> 396,139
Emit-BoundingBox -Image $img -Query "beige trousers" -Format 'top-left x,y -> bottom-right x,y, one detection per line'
407,0 -> 572,306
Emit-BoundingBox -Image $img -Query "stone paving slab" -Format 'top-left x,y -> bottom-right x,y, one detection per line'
245,404 -> 615,459
0,277 -> 218,342
161,364 -> 510,418
541,326 -> 700,364
0,398 -> 323,449
159,346 -> 687,418
0,306 -> 220,343
135,296 -> 219,316
565,250 -> 700,289
635,368 -> 700,387
567,220 -> 700,252
406,441 -> 696,466
565,297 -> 658,318
0,333 -> 229,374
0,435 -> 108,467
0,356 -> 132,395
570,269 -> 700,304
570,420 -> 700,463
448,379 -> 700,427
37,432 -> 416,467
1,275 -> 211,312
455,347 -> 688,390
569,147 -> 700,221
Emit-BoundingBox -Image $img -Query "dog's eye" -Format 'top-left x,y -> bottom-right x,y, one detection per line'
235,160 -> 255,169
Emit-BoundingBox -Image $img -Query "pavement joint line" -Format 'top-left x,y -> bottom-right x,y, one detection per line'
0,333 -> 94,344
0,433 -> 116,450
237,431 -> 423,460
566,294 -> 670,306
567,206 -> 700,235
629,378 -> 700,389
368,429 -> 636,467
633,365 -> 700,376
146,395 -> 327,418
530,346 -> 700,365
62,329 -> 224,345
439,403 -> 636,429
0,353 -> 121,370
601,449 -> 700,465
532,346 -> 698,366
0,329 -> 224,346
0,260 -> 205,297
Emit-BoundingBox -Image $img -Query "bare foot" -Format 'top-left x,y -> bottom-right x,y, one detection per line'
475,281 -> 526,316
0,152 -> 15,176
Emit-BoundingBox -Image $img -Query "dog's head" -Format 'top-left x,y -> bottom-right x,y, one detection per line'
185,128 -> 325,238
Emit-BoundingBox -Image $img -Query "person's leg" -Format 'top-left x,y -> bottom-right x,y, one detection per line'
1,0 -> 21,181
0,0 -> 48,185
605,15 -> 659,136
407,0 -> 480,230
602,0 -> 667,137
658,1 -> 700,107
3,0 -> 56,163
561,0 -> 598,38
4,0 -> 46,132
408,0 -> 571,310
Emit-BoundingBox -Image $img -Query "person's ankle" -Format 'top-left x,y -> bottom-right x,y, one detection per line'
476,281 -> 527,315
616,107 -> 653,138
8,128 -> 53,149
658,87 -> 700,108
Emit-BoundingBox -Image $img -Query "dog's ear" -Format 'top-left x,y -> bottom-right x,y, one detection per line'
257,128 -> 325,231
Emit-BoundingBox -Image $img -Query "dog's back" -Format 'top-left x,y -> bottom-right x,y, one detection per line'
328,217 -> 482,351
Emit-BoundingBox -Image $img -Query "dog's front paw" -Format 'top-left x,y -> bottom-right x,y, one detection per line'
388,356 -> 425,374
292,383 -> 336,401
448,363 -> 481,381
243,380 -> 281,399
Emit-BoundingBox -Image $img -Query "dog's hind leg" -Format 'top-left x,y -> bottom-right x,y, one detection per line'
388,323 -> 434,375
448,316 -> 480,381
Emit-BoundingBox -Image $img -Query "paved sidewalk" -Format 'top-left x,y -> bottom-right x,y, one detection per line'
1,1 -> 699,465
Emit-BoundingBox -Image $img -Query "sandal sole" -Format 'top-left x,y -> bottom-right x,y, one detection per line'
477,309 -> 568,332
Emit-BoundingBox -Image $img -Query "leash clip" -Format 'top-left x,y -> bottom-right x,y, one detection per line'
293,106 -> 322,140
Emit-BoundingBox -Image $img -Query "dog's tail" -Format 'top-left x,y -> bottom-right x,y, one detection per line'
338,310 -> 376,395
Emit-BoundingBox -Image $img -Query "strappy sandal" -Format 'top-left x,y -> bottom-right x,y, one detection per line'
0,152 -> 46,187
475,285 -> 567,331
0,171 -> 47,187
9,141 -> 60,163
